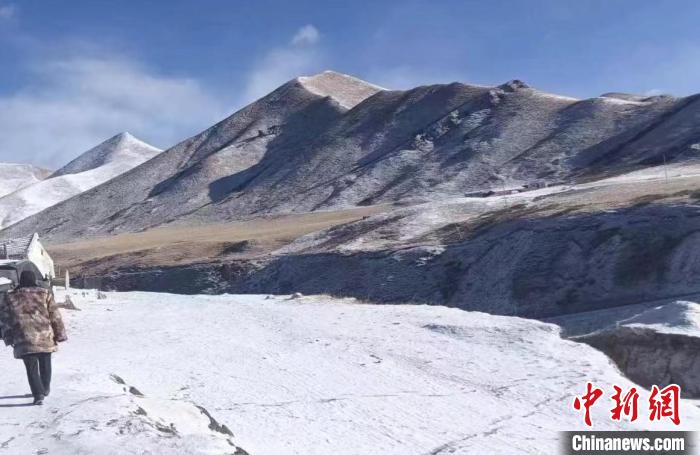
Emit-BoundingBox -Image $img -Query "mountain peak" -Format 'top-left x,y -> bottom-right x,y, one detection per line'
296,70 -> 384,109
498,79 -> 530,92
115,131 -> 136,141
110,131 -> 152,147
51,133 -> 161,178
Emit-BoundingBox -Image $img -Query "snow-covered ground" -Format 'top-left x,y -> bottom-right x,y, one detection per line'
0,291 -> 698,454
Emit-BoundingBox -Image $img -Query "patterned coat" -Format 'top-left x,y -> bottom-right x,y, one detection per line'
0,287 -> 67,359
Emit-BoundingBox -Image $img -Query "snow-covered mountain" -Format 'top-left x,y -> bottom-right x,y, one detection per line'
0,133 -> 160,229
2,290 -> 697,454
50,132 -> 161,177
4,71 -> 700,242
0,71 -> 382,238
0,163 -> 51,198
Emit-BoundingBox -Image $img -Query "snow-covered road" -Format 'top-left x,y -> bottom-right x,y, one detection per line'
0,291 -> 698,454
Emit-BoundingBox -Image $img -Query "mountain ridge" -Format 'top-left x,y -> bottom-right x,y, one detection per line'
2,70 -> 700,242
0,133 -> 161,229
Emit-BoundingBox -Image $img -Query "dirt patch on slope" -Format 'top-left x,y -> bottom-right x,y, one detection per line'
48,205 -> 388,275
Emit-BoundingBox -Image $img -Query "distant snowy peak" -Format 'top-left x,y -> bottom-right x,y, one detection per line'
0,163 -> 51,198
51,132 -> 161,177
0,134 -> 161,230
296,71 -> 384,109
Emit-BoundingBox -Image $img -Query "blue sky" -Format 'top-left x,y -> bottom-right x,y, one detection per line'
0,0 -> 699,167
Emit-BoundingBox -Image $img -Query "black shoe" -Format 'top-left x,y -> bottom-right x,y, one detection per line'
33,396 -> 44,406
43,388 -> 50,397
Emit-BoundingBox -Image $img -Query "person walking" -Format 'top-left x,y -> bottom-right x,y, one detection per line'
0,270 -> 67,405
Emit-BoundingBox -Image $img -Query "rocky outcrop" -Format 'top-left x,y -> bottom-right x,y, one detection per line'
578,301 -> 700,398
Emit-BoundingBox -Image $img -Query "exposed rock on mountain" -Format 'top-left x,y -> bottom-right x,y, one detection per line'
0,163 -> 51,198
0,133 -> 160,229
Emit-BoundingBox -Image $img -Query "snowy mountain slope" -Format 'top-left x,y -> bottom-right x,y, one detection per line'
1,290 -> 697,455
573,94 -> 700,171
1,71 -> 381,241
274,160 -> 700,258
35,161 -> 700,320
0,133 -> 160,229
50,132 -> 161,177
5,71 -> 700,242
0,163 -> 51,198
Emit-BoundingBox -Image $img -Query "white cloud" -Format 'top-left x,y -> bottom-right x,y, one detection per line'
291,24 -> 320,46
0,3 -> 16,20
243,25 -> 325,103
0,55 -> 226,168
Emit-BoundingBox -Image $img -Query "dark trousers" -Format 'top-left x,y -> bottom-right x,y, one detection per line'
22,353 -> 52,398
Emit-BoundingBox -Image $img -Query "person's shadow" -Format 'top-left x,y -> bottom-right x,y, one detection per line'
0,394 -> 34,408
